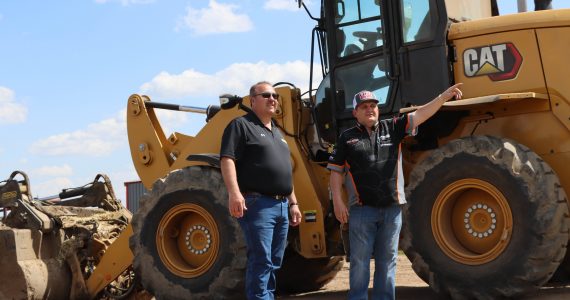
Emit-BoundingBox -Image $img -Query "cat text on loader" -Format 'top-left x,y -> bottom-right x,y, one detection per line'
124,0 -> 570,299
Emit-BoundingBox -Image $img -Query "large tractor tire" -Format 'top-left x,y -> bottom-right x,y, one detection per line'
401,135 -> 569,299
129,166 -> 246,300
277,245 -> 345,293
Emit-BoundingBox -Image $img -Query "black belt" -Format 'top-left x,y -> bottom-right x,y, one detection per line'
242,192 -> 286,200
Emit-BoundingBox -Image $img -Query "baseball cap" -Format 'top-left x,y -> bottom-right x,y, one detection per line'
353,90 -> 379,108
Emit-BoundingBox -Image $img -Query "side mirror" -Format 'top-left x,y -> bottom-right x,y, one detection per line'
219,94 -> 242,110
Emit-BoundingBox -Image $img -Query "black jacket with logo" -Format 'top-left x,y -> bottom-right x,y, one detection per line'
327,115 -> 414,207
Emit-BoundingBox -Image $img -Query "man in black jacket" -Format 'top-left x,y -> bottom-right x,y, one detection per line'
329,84 -> 462,300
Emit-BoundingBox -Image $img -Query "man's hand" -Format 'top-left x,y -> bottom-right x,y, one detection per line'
221,157 -> 247,218
330,171 -> 349,224
411,83 -> 464,127
440,83 -> 463,101
228,193 -> 247,218
290,205 -> 302,226
334,200 -> 349,224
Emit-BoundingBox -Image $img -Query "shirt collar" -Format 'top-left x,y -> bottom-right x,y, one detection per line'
246,111 -> 274,130
355,121 -> 379,132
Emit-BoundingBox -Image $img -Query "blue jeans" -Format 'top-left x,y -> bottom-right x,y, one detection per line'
238,194 -> 289,300
348,204 -> 402,300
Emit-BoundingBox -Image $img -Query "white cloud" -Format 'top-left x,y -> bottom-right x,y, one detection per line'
94,0 -> 155,6
141,60 -> 318,99
29,110 -> 127,157
31,164 -> 73,177
176,0 -> 253,35
264,0 -> 300,11
140,69 -> 214,99
28,60 -> 321,158
137,60 -> 321,137
0,86 -> 28,124
28,105 -> 191,158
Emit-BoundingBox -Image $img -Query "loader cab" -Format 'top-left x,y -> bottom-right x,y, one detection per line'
312,0 -> 452,146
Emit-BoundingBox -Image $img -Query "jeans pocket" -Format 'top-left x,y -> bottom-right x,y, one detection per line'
244,195 -> 259,208
387,204 -> 402,224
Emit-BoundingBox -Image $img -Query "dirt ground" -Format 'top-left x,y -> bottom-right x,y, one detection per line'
279,254 -> 570,300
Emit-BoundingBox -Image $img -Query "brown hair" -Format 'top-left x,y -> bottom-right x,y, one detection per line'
249,81 -> 273,97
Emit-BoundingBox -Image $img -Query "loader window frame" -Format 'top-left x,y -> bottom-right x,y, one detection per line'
335,0 -> 384,58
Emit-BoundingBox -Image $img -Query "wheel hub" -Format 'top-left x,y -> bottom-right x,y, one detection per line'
185,225 -> 212,255
463,203 -> 497,239
156,203 -> 220,278
432,179 -> 513,265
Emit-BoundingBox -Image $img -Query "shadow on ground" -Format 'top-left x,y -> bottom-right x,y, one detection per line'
279,286 -> 439,299
279,285 -> 570,300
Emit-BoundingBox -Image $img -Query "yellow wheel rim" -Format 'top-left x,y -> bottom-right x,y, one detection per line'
156,203 -> 220,277
432,179 -> 513,265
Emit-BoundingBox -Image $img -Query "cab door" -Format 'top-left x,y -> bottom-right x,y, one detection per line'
395,0 -> 452,108
324,0 -> 391,135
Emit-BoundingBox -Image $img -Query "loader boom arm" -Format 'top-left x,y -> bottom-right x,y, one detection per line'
86,224 -> 134,298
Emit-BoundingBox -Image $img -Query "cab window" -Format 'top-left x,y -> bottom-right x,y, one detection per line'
335,56 -> 390,109
401,0 -> 435,43
335,0 -> 383,58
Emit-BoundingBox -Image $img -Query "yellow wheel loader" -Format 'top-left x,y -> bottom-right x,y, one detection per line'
123,0 -> 570,299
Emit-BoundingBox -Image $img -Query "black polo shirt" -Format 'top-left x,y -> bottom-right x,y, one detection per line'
327,114 -> 415,207
220,112 -> 293,196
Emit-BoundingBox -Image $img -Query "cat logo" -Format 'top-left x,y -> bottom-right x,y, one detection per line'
463,42 -> 522,81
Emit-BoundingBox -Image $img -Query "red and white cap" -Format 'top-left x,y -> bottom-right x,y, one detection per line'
353,90 -> 379,108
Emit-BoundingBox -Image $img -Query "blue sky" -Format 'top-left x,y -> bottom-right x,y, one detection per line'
1,0 -> 569,204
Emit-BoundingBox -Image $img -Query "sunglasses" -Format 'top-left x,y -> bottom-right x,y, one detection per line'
254,92 -> 280,100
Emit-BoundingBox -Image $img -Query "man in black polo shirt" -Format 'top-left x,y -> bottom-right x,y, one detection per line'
220,81 -> 302,300
328,84 -> 462,300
